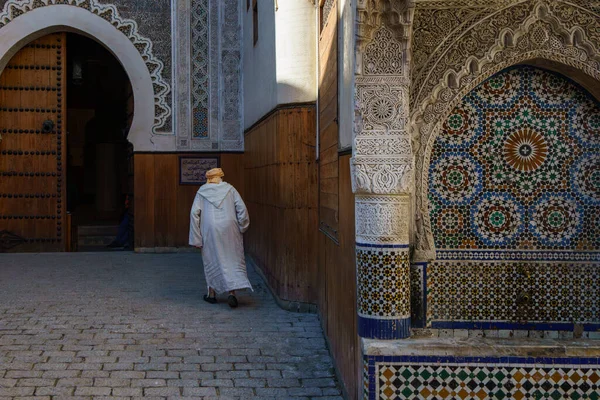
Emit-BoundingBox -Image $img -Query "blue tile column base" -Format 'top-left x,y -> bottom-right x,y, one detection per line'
358,315 -> 411,339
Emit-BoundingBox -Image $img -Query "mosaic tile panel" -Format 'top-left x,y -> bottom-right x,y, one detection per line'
191,0 -> 209,139
410,263 -> 426,328
364,359 -> 371,400
427,261 -> 600,327
357,244 -> 411,339
429,66 -> 600,254
357,246 -> 411,319
365,356 -> 600,400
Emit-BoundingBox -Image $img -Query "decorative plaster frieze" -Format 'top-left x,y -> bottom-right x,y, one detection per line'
355,195 -> 410,245
351,157 -> 413,195
354,137 -> 411,156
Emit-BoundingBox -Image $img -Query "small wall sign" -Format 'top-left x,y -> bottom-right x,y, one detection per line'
179,156 -> 219,185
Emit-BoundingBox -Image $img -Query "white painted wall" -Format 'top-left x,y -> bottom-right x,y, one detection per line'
242,0 -> 277,129
243,0 -> 278,129
243,0 -> 317,129
275,0 -> 317,107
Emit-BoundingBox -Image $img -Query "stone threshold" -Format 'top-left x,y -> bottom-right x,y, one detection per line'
363,336 -> 600,358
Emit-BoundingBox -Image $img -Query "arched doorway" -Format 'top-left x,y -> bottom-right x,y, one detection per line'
425,65 -> 600,330
0,4 -> 162,151
66,33 -> 133,251
0,32 -> 134,252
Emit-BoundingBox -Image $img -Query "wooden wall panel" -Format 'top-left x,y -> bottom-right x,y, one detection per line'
318,0 -> 339,241
319,155 -> 358,399
153,155 -> 178,247
318,2 -> 360,397
134,153 -> 244,250
134,154 -> 155,249
245,103 -> 358,397
244,105 -> 319,304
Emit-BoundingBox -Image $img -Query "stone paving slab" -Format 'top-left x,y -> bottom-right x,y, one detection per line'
0,253 -> 343,399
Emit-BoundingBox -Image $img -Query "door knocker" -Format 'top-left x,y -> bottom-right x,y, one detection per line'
42,120 -> 55,133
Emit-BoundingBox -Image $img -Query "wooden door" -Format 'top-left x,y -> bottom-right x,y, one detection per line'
0,33 -> 67,252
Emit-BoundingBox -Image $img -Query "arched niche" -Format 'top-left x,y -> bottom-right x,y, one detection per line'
412,7 -> 600,258
420,64 -> 600,328
427,64 -> 599,255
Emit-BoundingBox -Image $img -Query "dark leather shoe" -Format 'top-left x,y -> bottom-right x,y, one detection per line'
228,295 -> 238,308
203,294 -> 217,304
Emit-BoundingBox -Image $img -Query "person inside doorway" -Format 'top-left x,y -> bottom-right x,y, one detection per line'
107,195 -> 131,250
188,168 -> 251,308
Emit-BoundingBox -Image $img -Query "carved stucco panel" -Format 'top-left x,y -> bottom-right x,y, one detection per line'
352,78 -> 413,195
411,0 -> 533,109
351,157 -> 413,195
356,195 -> 410,245
187,0 -> 242,152
355,80 -> 409,132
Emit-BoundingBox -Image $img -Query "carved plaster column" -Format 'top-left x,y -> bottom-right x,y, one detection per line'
351,0 -> 414,340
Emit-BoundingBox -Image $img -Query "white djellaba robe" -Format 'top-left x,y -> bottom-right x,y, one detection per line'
189,182 -> 252,294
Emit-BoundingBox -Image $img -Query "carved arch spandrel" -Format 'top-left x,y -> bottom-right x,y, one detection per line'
0,0 -> 171,135
411,1 -> 600,260
410,1 -> 600,110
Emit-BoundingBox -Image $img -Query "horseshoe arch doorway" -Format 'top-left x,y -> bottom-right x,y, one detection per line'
0,32 -> 134,252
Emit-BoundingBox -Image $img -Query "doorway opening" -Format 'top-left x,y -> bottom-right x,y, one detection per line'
66,33 -> 134,251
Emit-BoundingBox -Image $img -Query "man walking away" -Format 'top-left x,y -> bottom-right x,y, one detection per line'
189,168 -> 251,308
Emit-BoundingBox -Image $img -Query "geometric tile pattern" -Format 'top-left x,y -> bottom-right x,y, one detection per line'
410,263 -> 426,328
357,245 -> 411,319
374,362 -> 600,400
364,359 -> 371,400
429,66 -> 600,253
191,0 -> 209,138
427,261 -> 600,326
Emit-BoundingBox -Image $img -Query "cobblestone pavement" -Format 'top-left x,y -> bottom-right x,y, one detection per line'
0,253 -> 343,400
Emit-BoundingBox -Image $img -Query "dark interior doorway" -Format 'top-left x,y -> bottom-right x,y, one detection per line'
66,33 -> 134,251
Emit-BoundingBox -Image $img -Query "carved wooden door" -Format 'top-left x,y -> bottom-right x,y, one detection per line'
0,33 -> 67,252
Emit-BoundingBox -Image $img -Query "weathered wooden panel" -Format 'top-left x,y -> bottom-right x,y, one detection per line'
319,2 -> 360,397
244,105 -> 318,304
321,154 -> 358,400
246,107 -> 357,397
0,33 -> 67,252
134,153 -> 244,250
153,155 -> 178,247
133,154 -> 155,249
317,154 -> 359,399
318,0 -> 339,242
